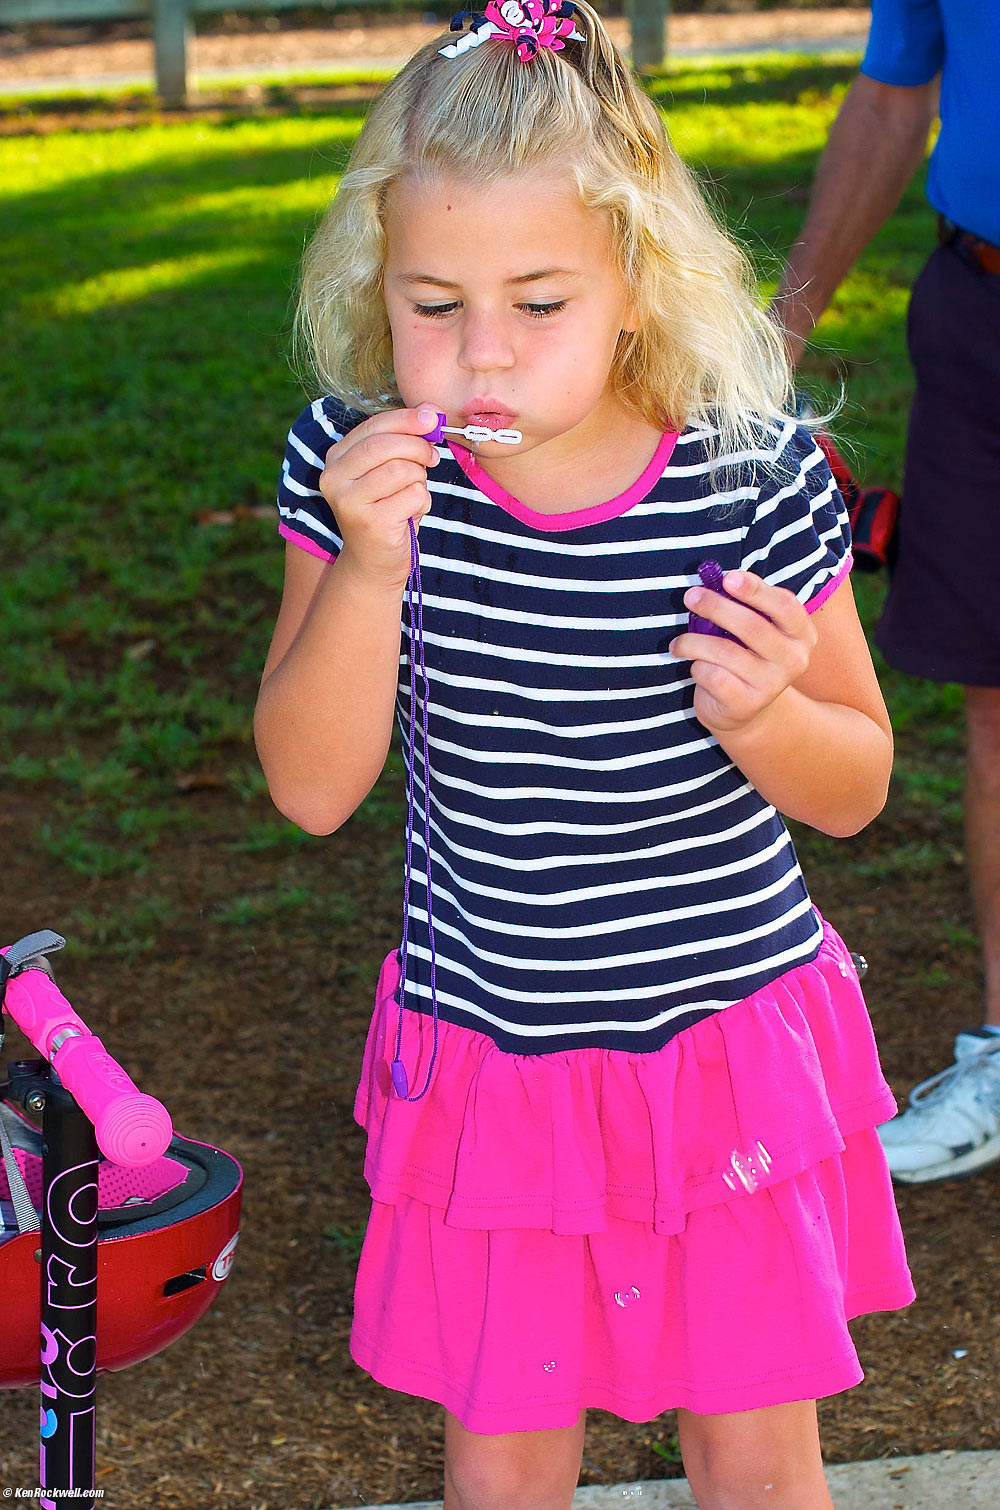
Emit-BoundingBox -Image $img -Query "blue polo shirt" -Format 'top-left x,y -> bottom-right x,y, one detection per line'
861,0 -> 1000,246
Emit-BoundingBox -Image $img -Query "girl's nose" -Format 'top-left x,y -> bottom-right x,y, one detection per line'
457,310 -> 515,373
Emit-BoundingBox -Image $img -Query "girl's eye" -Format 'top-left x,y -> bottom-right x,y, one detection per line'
412,301 -> 567,321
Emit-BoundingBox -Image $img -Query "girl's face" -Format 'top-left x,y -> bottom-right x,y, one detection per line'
382,170 -> 639,462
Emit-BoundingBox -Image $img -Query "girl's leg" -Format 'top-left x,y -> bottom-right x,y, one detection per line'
442,1406 -> 587,1510
676,1400 -> 835,1510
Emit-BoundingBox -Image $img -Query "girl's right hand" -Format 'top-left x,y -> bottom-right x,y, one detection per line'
319,405 -> 441,593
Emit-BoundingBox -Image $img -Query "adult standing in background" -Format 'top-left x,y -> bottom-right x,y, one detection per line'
771,0 -> 1000,1185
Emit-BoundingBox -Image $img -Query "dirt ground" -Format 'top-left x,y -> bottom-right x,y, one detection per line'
0,7 -> 872,85
2,714 -> 999,1509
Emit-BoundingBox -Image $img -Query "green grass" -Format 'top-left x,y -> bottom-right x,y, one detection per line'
0,54 -> 962,878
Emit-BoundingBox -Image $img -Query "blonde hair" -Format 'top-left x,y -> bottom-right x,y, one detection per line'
293,2 -> 811,465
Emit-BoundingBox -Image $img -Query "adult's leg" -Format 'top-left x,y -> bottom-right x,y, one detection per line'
965,686 -> 1000,1025
873,242 -> 1000,1180
676,1400 -> 834,1510
879,680 -> 1000,1175
442,1406 -> 586,1510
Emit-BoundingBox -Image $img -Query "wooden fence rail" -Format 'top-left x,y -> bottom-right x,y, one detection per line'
0,0 -> 668,105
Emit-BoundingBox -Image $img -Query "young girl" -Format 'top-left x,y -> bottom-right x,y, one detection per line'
254,4 -> 914,1504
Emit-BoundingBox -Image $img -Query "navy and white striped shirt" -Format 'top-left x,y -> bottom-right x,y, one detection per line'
277,396 -> 852,1054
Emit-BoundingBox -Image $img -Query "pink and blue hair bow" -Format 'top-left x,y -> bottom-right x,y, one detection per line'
439,0 -> 586,63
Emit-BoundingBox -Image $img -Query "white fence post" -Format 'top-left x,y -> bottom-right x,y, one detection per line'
152,0 -> 191,106
627,0 -> 669,72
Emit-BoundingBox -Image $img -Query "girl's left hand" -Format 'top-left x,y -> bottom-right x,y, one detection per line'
668,570 -> 818,736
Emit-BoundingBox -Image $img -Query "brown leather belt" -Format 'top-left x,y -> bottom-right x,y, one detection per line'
938,213 -> 1000,276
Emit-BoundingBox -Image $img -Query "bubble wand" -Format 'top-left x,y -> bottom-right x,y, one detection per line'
422,410 -> 522,447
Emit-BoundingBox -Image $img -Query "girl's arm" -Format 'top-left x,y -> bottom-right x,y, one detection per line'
254,544 -> 406,835
668,570 -> 893,838
255,404 -> 438,836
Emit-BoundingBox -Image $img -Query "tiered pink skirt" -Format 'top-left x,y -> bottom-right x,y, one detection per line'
348,917 -> 915,1433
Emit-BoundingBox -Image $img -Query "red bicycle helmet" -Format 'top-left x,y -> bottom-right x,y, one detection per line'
0,1097 -> 242,1390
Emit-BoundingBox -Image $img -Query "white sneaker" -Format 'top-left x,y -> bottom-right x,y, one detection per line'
878,1031 -> 1000,1184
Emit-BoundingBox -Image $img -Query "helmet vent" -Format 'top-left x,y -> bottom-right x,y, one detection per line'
163,1266 -> 208,1297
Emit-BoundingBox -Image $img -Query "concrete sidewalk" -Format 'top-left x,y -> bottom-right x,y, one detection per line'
0,31 -> 867,97
329,1450 -> 1000,1508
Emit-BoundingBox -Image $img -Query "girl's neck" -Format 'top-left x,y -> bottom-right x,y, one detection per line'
470,404 -> 666,515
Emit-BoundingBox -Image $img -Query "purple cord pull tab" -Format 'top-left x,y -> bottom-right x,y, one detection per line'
391,1060 -> 409,1098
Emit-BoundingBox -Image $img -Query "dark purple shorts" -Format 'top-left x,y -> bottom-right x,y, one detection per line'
875,241 -> 1000,687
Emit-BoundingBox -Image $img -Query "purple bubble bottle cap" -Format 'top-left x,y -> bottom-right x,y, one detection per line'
421,409 -> 522,446
687,560 -> 769,645
688,560 -> 742,642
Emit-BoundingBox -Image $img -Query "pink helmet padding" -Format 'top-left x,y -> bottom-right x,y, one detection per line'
0,1147 -> 188,1211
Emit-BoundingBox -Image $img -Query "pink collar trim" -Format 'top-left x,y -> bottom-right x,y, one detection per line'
447,429 -> 680,532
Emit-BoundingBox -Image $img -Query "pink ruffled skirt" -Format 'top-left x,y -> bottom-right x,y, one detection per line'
349,916 -> 914,1433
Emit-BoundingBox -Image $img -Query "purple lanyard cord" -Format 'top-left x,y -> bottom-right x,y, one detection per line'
390,517 -> 440,1100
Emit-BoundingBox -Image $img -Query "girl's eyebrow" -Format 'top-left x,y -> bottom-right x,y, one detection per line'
397,268 -> 583,288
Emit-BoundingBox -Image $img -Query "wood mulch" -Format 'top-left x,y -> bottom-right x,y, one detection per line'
1,706 -> 999,1509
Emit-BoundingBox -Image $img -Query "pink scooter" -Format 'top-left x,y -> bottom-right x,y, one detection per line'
1,930 -> 243,1508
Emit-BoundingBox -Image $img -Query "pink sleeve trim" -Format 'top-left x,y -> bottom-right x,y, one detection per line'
279,521 -> 337,562
806,551 -> 853,614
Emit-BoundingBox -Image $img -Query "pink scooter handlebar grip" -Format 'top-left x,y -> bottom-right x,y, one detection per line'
1,949 -> 93,1051
52,1035 -> 172,1167
1,957 -> 172,1166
